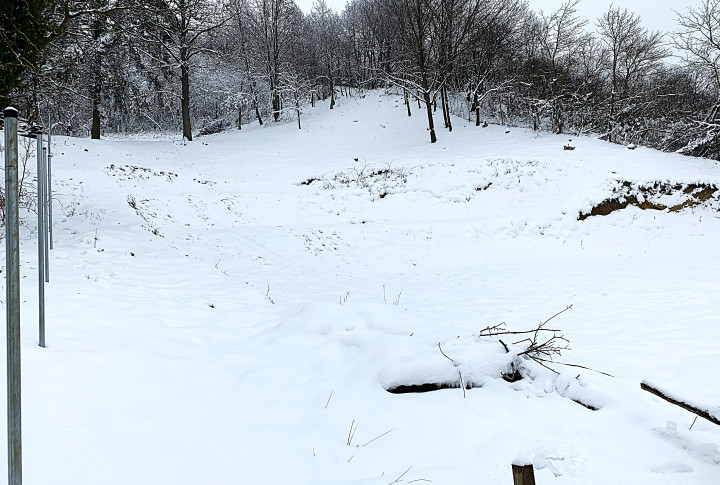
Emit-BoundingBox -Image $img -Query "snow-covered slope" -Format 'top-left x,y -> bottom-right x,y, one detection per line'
3,91 -> 720,484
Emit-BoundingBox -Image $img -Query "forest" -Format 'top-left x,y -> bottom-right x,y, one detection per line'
3,0 -> 720,159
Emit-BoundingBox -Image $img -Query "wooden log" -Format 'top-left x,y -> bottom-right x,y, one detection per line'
511,459 -> 536,485
641,381 -> 720,427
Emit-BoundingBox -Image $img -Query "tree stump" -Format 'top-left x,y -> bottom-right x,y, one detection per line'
512,459 -> 536,485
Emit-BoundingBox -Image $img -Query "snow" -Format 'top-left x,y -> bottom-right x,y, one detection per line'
2,90 -> 720,483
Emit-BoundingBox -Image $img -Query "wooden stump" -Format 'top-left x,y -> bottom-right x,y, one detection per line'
511,461 -> 536,485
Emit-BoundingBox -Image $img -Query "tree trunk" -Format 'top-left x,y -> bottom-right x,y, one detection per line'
473,90 -> 481,126
423,89 -> 437,144
404,88 -> 411,117
90,12 -> 102,139
180,51 -> 193,141
441,89 -> 448,127
244,56 -> 263,125
442,87 -> 452,132
271,69 -> 281,122
90,65 -> 101,139
91,99 -> 101,139
272,89 -> 281,121
237,107 -> 242,130
329,64 -> 336,110
609,56 -> 618,143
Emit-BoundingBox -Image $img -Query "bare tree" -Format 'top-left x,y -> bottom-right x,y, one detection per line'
429,0 -> 489,132
379,0 -> 439,143
537,0 -> 587,71
139,0 -> 227,141
674,0 -> 720,121
534,0 -> 589,133
309,0 -> 343,109
241,0 -> 305,122
597,6 -> 667,142
462,0 -> 525,127
279,63 -> 311,129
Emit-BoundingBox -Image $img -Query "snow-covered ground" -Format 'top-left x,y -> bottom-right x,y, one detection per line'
2,91 -> 720,484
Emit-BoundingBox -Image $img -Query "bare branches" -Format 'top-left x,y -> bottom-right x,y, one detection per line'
438,343 -> 466,398
346,419 -> 359,446
476,305 -> 610,376
478,305 -> 571,338
674,0 -> 720,119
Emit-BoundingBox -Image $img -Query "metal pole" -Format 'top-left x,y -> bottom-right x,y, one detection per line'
4,106 -> 23,485
42,145 -> 49,282
47,112 -> 53,250
37,135 -> 46,348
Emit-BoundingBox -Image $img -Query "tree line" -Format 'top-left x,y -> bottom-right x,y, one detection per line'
3,0 -> 720,158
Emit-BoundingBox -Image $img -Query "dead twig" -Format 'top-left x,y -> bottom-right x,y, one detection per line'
479,305 -> 572,338
438,343 -> 466,398
362,429 -> 393,447
499,339 -> 509,353
346,420 -> 359,446
389,466 -> 412,484
325,389 -> 334,409
479,324 -> 562,337
534,358 -> 615,377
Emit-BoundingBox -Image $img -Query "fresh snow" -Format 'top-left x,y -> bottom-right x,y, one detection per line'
2,91 -> 720,484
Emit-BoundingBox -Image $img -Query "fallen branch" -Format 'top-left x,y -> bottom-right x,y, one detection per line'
479,305 -> 572,338
482,305 -> 610,377
535,358 -> 615,378
641,381 -> 720,427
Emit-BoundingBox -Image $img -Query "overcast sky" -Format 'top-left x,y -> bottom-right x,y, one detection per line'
294,0 -> 698,34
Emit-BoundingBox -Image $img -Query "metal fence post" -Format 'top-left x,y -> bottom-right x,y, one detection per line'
47,113 -> 53,250
42,145 -> 49,282
37,134 -> 46,348
5,106 -> 23,485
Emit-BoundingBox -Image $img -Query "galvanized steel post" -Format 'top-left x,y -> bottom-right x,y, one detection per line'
37,136 -> 46,348
4,106 -> 23,485
47,113 -> 53,250
42,145 -> 49,282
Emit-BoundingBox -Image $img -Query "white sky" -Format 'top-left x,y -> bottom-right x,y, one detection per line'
295,0 -> 348,14
295,0 -> 697,33
531,0 -> 697,33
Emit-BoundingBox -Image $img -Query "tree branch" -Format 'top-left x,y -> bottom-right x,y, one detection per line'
641,381 -> 720,426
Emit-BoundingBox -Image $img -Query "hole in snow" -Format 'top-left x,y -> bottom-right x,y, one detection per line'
385,382 -> 475,394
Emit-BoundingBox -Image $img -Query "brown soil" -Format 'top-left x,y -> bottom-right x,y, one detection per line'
579,182 -> 718,220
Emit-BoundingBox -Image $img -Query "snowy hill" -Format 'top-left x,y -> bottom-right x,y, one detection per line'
3,91 -> 720,484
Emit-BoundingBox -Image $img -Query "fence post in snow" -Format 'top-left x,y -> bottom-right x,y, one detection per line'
4,106 -> 23,485
42,145 -> 49,282
511,458 -> 536,485
37,135 -> 46,348
47,113 -> 53,250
